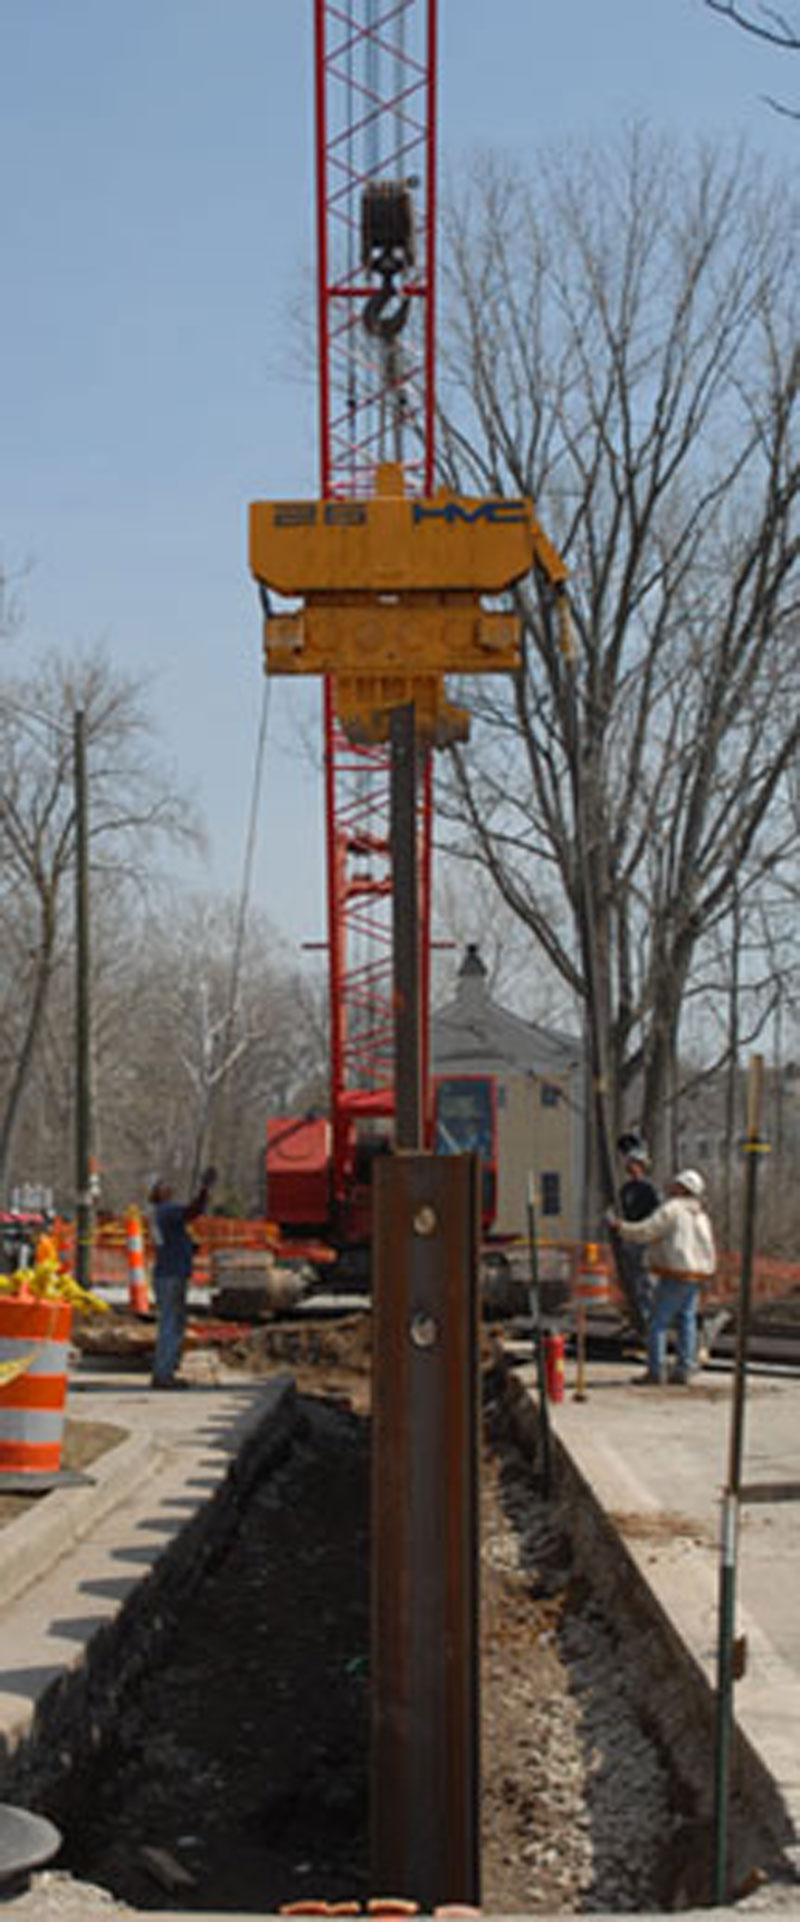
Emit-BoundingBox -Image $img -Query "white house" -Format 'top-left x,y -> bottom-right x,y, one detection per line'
432,945 -> 585,1240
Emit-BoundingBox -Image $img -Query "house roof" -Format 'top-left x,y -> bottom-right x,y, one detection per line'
432,945 -> 583,1078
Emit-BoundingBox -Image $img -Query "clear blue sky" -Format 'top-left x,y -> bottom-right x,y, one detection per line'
2,0 -> 797,949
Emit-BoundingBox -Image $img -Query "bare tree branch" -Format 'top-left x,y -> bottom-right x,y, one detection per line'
704,0 -> 800,48
0,647 -> 202,1190
703,0 -> 800,113
437,132 -> 800,1165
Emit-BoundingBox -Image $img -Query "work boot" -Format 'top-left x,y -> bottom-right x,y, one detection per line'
631,1369 -> 666,1386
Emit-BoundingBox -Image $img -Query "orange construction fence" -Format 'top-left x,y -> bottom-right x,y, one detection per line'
39,1217 -> 800,1310
494,1236 -> 800,1314
50,1214 -> 281,1289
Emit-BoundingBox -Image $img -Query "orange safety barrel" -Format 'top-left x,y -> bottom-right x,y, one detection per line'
0,1298 -> 73,1479
576,1242 -> 611,1304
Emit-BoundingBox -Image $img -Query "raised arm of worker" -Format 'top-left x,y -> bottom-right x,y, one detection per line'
607,1199 -> 673,1243
182,1166 -> 217,1223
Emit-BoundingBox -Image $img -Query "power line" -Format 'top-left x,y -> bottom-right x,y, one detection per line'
226,672 -> 272,1032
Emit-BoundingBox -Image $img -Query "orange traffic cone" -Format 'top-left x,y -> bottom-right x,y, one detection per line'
125,1206 -> 150,1315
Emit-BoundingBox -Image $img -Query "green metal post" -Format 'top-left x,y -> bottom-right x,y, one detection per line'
74,709 -> 92,1292
527,1174 -> 554,1498
713,1054 -> 767,1904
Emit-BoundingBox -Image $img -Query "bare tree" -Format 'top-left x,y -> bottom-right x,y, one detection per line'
436,133 -> 800,1175
0,559 -> 30,649
0,649 -> 200,1194
4,882 -> 330,1215
703,1 -> 800,112
90,896 -> 329,1212
432,853 -> 576,1027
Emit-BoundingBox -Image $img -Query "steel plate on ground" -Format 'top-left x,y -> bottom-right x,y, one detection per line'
0,1805 -> 61,1882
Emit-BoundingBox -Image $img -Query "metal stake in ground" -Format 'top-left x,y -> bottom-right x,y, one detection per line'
370,701 -> 481,1906
371,1152 -> 481,1909
74,708 -> 92,1293
526,1173 -> 554,1496
713,1053 -> 769,1905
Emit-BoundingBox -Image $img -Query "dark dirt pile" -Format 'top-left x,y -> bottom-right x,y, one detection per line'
60,1394 -> 369,1911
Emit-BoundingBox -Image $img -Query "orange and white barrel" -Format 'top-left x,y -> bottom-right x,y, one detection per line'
576,1242 -> 611,1305
125,1206 -> 150,1315
0,1298 -> 73,1479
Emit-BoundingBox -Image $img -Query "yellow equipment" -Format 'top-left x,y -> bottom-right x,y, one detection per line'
249,461 -> 568,745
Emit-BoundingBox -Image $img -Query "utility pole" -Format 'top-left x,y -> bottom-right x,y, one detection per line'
74,709 -> 92,1290
713,1054 -> 767,1903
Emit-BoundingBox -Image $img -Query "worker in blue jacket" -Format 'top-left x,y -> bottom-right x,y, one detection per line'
148,1167 -> 216,1389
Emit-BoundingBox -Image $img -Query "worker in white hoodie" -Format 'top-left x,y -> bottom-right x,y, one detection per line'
607,1169 -> 716,1385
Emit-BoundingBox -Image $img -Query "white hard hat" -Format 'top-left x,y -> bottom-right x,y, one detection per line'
673,1168 -> 704,1199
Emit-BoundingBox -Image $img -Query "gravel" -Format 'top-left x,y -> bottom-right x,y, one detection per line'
480,1397 -> 677,1913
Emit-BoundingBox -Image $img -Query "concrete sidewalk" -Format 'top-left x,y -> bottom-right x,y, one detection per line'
0,1357 -> 296,1756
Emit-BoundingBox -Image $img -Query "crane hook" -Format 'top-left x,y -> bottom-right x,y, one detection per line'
363,265 -> 411,340
360,182 -> 415,342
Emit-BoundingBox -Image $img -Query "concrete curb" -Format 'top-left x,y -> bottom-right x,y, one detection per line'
0,1375 -> 301,1811
0,1367 -> 300,1621
571,1426 -> 800,1853
498,1359 -> 799,1889
0,1432 -> 162,1616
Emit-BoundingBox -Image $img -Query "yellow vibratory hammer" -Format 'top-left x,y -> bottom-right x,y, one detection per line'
249,460 -> 570,745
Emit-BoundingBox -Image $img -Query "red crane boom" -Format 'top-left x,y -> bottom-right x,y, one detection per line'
314,0 -> 438,1244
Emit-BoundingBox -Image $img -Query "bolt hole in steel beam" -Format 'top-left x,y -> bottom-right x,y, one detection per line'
371,1150 -> 481,1910
409,1310 -> 438,1348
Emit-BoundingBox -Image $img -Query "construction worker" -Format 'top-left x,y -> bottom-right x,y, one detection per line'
148,1167 -> 216,1389
617,1132 -> 660,1332
608,1168 -> 716,1386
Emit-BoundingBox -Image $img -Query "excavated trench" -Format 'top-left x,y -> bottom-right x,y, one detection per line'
2,1334 -> 795,1915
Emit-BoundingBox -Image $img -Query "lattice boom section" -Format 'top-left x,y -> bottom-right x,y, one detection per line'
316,0 -> 436,498
316,2 -> 436,1167
331,727 -> 394,1095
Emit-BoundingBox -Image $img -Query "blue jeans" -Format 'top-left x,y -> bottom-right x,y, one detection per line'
152,1270 -> 188,1384
628,1251 -> 654,1330
648,1278 -> 699,1379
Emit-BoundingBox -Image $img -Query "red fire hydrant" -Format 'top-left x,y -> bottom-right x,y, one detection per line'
543,1330 -> 565,1403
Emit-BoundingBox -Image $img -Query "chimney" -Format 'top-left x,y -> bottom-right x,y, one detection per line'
457,943 -> 488,1011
